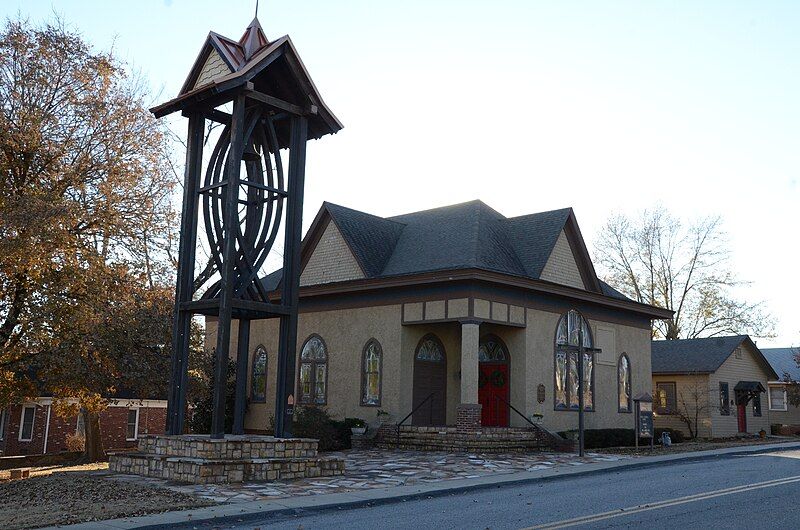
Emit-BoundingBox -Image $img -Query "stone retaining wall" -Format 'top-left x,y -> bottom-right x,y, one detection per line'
109,434 -> 344,484
376,425 -> 573,453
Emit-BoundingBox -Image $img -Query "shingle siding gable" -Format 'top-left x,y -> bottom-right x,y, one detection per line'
194,50 -> 231,89
539,230 -> 585,290
300,221 -> 364,286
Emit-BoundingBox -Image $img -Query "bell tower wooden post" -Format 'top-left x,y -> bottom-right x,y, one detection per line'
275,115 -> 307,437
151,17 -> 342,440
166,112 -> 204,435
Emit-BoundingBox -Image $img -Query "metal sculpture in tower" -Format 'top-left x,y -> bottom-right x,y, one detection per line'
151,17 -> 342,439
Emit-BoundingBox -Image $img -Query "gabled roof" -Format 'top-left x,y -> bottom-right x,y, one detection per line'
151,18 -> 342,144
761,347 -> 800,381
263,200 -> 672,318
652,335 -> 778,379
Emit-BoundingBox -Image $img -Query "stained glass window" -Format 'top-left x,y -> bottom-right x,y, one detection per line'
479,337 -> 508,362
299,336 -> 328,404
618,354 -> 631,412
251,346 -> 267,403
362,340 -> 382,406
416,338 -> 444,362
554,310 -> 594,411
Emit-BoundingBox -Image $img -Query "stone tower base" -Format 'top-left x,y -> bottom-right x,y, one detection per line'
109,434 -> 345,484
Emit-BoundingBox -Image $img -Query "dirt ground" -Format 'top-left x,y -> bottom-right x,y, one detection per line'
595,435 -> 791,456
0,465 -> 214,530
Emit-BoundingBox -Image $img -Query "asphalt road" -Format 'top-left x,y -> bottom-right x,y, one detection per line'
197,449 -> 800,529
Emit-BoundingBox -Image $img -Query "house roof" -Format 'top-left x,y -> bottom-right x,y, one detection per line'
761,347 -> 800,381
263,200 -> 671,318
652,335 -> 778,379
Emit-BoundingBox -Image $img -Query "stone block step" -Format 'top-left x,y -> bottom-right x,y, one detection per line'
109,452 -> 345,484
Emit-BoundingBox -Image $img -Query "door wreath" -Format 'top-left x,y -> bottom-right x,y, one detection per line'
490,369 -> 505,388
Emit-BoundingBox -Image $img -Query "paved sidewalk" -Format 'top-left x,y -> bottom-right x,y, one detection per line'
46,440 -> 800,530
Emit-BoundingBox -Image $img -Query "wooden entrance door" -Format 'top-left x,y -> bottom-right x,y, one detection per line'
479,363 -> 509,426
478,335 -> 510,427
412,335 -> 447,426
737,403 -> 747,433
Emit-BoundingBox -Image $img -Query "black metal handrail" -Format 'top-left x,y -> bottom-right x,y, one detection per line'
493,394 -> 538,429
396,391 -> 438,443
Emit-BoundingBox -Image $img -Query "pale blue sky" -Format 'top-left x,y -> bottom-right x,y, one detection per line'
4,1 -> 798,346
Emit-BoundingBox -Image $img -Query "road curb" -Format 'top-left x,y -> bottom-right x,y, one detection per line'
51,441 -> 800,530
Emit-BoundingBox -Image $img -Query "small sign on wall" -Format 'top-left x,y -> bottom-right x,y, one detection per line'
537,384 -> 546,404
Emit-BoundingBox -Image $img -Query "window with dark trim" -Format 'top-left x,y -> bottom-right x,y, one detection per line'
719,382 -> 730,415
655,382 -> 677,414
361,339 -> 382,406
126,408 -> 139,441
0,409 -> 6,441
618,354 -> 632,413
19,405 -> 35,441
554,310 -> 594,411
251,345 -> 267,403
298,335 -> 328,405
753,394 -> 762,417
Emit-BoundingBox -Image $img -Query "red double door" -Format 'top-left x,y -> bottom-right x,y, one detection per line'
478,363 -> 509,427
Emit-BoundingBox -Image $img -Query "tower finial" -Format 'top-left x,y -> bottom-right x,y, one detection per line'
255,0 -> 259,18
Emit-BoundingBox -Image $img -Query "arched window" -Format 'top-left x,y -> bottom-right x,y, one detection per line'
416,337 -> 445,362
479,336 -> 508,362
618,354 -> 631,413
361,339 -> 382,406
299,335 -> 328,404
554,310 -> 594,411
251,345 -> 267,403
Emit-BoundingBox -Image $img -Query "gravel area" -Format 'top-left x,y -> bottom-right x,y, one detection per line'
0,470 -> 215,530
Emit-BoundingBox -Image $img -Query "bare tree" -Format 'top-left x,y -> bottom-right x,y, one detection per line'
674,376 -> 713,440
594,206 -> 773,340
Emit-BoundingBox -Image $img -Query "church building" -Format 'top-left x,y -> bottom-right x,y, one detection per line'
207,199 -> 670,439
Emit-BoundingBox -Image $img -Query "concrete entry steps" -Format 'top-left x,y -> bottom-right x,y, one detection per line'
375,425 -> 574,453
108,435 -> 345,484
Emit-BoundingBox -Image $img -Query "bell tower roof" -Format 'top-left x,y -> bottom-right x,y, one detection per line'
152,16 -> 342,144
240,17 -> 269,61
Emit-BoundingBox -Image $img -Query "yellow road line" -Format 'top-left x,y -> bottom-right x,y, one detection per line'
523,474 -> 800,529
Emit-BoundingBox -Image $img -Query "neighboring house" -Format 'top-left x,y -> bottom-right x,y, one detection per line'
208,200 -> 671,436
0,398 -> 167,456
761,347 -> 800,429
651,336 -> 778,438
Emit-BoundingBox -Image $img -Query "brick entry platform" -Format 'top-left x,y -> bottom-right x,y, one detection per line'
109,435 -> 345,484
375,425 -> 573,453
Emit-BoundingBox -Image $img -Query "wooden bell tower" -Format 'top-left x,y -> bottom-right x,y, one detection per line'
151,17 -> 342,439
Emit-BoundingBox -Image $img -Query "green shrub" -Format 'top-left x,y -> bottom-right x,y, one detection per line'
290,408 -> 367,451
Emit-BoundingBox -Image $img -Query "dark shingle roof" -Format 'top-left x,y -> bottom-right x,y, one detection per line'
651,335 -> 778,380
651,335 -> 750,374
762,348 -> 800,381
263,200 -> 638,306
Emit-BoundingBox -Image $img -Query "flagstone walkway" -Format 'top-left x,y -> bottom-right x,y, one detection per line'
107,449 -> 631,504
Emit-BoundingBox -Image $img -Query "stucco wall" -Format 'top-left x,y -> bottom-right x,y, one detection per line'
210,301 -> 653,435
523,308 -> 651,433
210,305 -> 405,432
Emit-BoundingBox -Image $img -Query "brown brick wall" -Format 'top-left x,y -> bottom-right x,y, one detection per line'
0,403 -> 166,457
